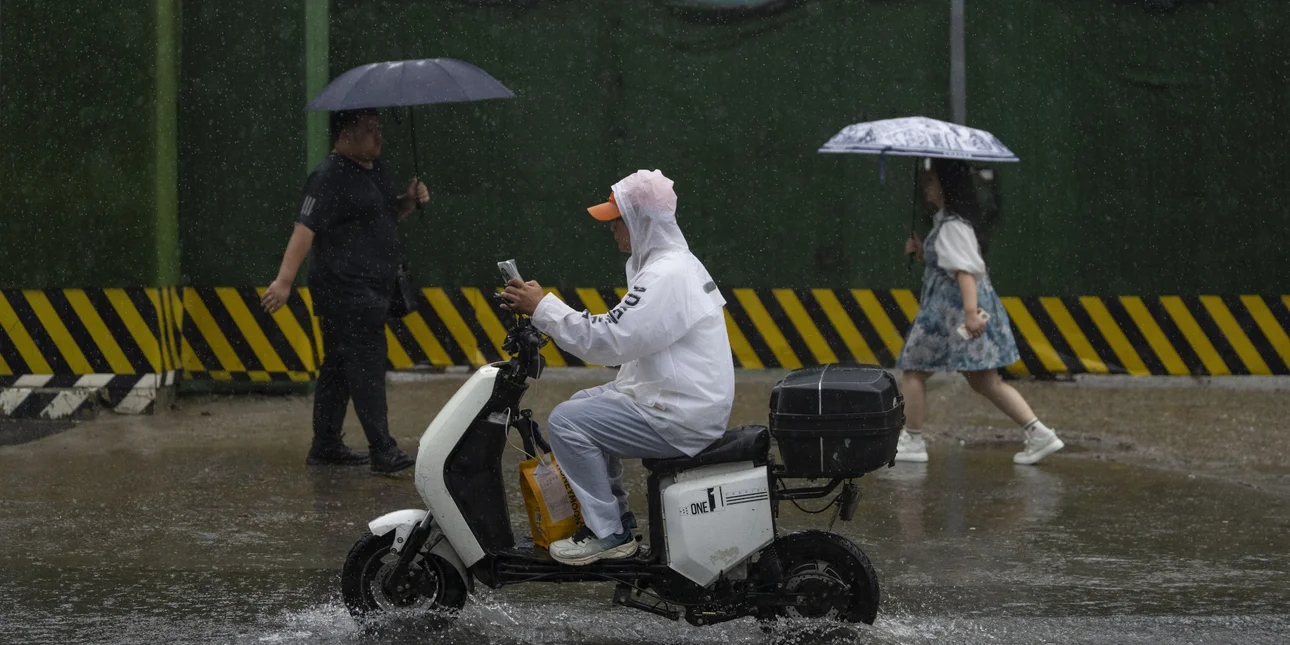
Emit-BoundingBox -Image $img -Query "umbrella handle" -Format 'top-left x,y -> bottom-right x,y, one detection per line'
907,218 -> 917,267
410,108 -> 424,213
908,158 -> 920,269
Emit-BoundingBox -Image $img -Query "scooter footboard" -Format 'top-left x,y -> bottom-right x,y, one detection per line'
368,509 -> 473,592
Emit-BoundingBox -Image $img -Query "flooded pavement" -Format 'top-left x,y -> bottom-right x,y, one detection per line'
2,373 -> 1288,644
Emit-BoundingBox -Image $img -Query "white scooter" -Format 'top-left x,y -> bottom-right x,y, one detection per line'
341,292 -> 904,628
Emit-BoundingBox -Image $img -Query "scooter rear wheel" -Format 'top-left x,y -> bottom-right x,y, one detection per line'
341,531 -> 468,622
765,530 -> 880,625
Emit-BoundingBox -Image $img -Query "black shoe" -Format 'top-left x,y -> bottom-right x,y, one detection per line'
370,447 -> 415,475
306,444 -> 369,466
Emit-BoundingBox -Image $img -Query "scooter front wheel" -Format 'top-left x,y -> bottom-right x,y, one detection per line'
341,531 -> 468,622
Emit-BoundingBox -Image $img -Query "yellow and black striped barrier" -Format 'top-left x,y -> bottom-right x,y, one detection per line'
383,288 -> 1290,377
179,287 -> 317,383
995,294 -> 1290,377
0,287 -> 185,416
4,287 -> 1290,416
0,287 -> 183,377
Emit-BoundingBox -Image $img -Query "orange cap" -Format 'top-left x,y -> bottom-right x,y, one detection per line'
587,192 -> 620,221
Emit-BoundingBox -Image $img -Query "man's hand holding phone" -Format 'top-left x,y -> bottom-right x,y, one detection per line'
497,260 -> 544,316
502,279 -> 545,316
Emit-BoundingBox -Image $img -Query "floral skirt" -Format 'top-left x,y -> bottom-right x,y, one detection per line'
896,271 -> 1020,373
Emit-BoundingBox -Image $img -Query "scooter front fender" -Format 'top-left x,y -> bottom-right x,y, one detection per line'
369,509 -> 428,543
368,509 -> 473,592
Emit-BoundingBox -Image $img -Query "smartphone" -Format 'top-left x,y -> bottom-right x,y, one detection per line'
498,259 -> 522,285
957,310 -> 990,340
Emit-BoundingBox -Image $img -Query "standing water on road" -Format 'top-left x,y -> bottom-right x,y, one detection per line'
2,403 -> 1286,645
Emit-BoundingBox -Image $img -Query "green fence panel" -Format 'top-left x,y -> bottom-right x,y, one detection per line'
0,0 -> 168,289
176,0 -> 308,288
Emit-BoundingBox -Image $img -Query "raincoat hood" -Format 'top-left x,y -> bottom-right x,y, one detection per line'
610,170 -> 689,278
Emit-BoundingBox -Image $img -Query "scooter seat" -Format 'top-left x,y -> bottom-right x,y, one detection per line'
643,425 -> 770,473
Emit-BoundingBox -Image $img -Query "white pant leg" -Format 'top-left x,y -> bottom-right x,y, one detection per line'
547,391 -> 685,539
569,384 -> 629,516
607,455 -> 628,518
567,383 -> 628,519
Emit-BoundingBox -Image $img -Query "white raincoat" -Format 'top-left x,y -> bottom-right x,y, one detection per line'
531,170 -> 735,455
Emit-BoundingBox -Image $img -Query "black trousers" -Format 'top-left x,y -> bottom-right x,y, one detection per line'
313,305 -> 397,453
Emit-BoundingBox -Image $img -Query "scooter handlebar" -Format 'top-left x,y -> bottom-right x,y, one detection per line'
492,293 -> 548,380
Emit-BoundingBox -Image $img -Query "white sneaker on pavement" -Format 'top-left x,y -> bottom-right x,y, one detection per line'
895,430 -> 929,463
1014,427 -> 1065,465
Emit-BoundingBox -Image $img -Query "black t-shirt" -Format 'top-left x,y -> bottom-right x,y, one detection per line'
297,153 -> 401,315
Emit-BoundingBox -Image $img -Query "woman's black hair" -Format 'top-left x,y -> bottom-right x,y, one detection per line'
925,158 -> 1000,256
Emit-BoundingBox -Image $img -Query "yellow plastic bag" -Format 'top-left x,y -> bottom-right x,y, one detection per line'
519,453 -> 581,549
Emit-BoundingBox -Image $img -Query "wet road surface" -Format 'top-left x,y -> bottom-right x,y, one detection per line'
1,374 -> 1287,644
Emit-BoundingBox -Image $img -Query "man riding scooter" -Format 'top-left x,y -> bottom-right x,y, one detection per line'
502,169 -> 735,566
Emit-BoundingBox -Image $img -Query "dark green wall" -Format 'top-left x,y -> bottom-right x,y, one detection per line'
969,0 -> 1290,296
0,0 -> 175,289
331,0 -> 622,288
330,0 -> 1289,295
176,0 -> 307,288
331,0 -> 947,291
2,0 -> 1286,295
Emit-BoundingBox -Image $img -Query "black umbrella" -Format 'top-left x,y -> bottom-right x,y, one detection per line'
305,58 -> 515,206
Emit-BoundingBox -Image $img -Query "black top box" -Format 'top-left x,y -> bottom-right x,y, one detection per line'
770,364 -> 904,432
769,364 -> 904,478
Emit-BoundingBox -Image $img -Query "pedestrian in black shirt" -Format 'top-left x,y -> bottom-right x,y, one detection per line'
261,109 -> 428,474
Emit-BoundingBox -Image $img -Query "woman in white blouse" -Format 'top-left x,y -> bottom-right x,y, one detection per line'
895,158 -> 1064,465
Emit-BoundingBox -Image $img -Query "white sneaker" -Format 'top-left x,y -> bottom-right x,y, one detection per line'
1014,427 -> 1065,465
549,525 -> 638,566
895,430 -> 929,463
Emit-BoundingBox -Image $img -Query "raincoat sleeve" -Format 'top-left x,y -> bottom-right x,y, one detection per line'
934,219 -> 987,277
530,268 -> 698,366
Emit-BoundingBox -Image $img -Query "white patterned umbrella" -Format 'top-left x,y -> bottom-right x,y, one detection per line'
818,116 -> 1019,163
820,117 -> 1017,266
